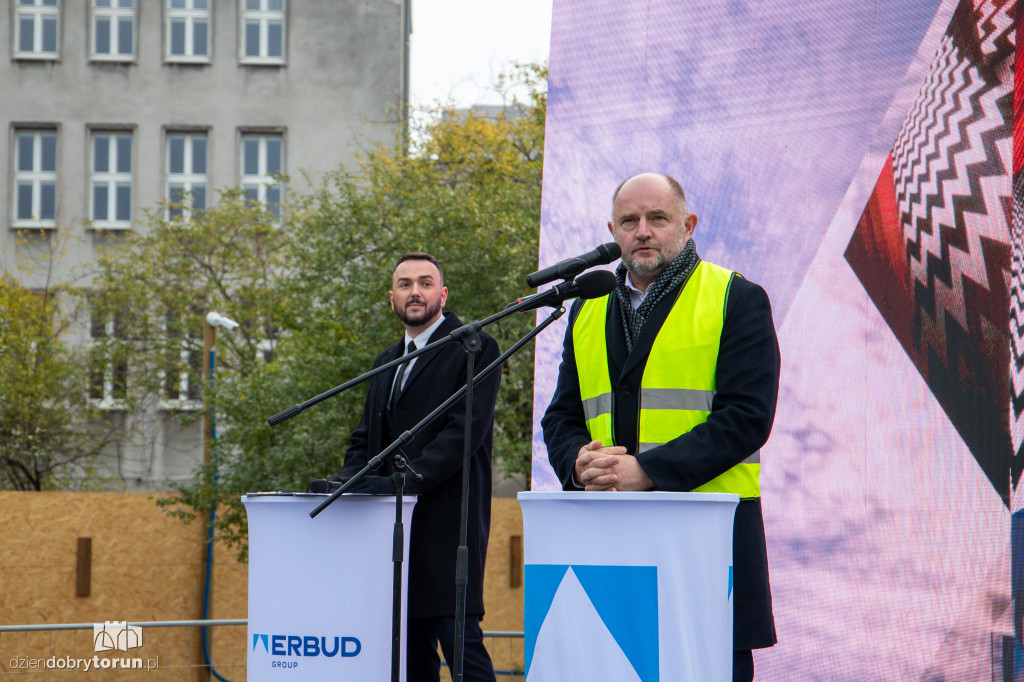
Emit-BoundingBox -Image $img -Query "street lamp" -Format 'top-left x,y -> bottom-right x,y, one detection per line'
201,310 -> 237,682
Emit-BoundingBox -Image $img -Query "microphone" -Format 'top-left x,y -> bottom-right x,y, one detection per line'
512,270 -> 617,312
525,242 -> 621,288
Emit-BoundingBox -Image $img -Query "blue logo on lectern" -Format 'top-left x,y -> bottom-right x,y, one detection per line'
251,633 -> 361,658
525,565 -> 659,681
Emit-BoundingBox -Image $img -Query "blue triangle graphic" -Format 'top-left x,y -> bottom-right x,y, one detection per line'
253,633 -> 268,652
524,564 -> 570,674
728,565 -> 733,599
573,565 -> 659,682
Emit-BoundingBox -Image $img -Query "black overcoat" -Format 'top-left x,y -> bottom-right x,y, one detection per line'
341,311 -> 500,619
542,267 -> 780,650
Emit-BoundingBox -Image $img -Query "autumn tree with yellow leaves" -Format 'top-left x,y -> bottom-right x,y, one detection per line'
94,64 -> 547,554
0,232 -> 127,490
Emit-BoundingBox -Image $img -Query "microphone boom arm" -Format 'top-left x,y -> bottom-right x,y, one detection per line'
267,273 -> 610,427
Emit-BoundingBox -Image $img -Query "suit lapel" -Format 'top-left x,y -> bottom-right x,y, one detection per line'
394,312 -> 461,404
377,339 -> 405,412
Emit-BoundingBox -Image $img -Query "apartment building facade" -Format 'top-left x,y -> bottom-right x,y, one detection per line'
1,0 -> 408,489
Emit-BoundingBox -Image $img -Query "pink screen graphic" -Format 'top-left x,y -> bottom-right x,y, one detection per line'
531,0 -> 1019,677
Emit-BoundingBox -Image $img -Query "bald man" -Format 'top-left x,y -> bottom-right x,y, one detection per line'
542,173 -> 780,681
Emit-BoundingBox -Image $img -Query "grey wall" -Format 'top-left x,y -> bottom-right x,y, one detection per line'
0,0 -> 405,490
1,0 -> 404,284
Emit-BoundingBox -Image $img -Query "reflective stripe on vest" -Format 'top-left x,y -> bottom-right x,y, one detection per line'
572,260 -> 761,498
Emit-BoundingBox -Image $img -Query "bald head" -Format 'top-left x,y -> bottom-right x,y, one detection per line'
612,173 -> 688,220
607,173 -> 698,292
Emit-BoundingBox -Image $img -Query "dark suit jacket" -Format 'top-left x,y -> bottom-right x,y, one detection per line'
541,266 -> 780,651
340,311 -> 500,619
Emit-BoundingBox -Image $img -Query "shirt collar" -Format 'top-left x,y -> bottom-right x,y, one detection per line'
623,272 -> 647,309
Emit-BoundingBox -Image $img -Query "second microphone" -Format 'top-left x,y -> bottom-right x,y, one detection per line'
525,242 -> 621,288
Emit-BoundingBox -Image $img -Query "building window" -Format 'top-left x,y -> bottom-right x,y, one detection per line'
240,0 -> 285,64
13,130 -> 58,229
89,304 -> 128,406
241,134 -> 283,219
90,131 -> 133,229
15,0 -> 59,60
162,312 -> 202,404
167,0 -> 210,62
167,132 -> 208,219
92,0 -> 135,60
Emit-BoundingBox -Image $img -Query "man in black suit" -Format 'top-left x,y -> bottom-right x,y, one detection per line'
542,173 -> 779,681
337,252 -> 500,682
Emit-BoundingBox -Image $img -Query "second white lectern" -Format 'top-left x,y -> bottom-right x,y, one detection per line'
243,492 -> 417,682
518,491 -> 738,682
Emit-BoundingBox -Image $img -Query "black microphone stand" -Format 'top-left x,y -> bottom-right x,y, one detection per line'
268,282 -> 579,682
321,307 -> 564,681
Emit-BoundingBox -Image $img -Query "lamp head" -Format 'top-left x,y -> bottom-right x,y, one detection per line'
206,311 -> 240,330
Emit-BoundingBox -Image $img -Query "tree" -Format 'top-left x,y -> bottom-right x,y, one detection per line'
86,192 -> 292,542
92,64 -> 547,555
279,61 -> 546,480
0,230 -> 125,490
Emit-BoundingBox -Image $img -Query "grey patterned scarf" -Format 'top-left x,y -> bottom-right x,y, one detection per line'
614,238 -> 700,352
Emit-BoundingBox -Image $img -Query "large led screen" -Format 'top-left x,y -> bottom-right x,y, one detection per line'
530,0 -> 1019,677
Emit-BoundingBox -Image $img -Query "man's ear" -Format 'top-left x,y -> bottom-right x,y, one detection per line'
685,213 -> 698,239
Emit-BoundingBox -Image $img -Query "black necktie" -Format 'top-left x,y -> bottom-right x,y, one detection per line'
390,341 -> 415,410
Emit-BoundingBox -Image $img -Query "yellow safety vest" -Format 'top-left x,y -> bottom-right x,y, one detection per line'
572,260 -> 760,498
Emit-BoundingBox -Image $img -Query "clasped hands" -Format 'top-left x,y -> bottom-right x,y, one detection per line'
574,440 -> 653,491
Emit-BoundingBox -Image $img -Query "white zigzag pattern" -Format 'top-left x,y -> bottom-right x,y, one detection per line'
921,91 -> 1010,339
892,37 -> 958,189
973,0 -> 1022,463
974,0 -> 1012,60
891,39 -> 975,359
1011,176 -> 1024,455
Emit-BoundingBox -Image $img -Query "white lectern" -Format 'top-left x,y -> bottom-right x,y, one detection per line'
243,493 -> 417,682
518,491 -> 738,682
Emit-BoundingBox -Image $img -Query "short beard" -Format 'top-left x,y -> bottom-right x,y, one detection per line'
622,250 -> 667,277
623,235 -> 690,279
393,297 -> 442,328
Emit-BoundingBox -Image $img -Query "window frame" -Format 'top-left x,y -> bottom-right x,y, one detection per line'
88,303 -> 129,410
90,0 -> 137,62
239,0 -> 286,65
88,127 -> 135,231
239,130 -> 285,219
14,0 -> 60,61
12,126 -> 59,230
165,129 -> 210,220
165,0 -> 211,63
159,311 -> 203,409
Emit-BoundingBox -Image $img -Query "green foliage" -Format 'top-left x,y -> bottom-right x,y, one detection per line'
0,231 -> 123,490
93,64 -> 546,557
90,190 -> 290,391
87,193 -> 303,543
284,63 -> 546,482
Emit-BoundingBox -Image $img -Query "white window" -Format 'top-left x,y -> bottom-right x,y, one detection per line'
13,130 -> 58,228
167,0 -> 210,61
164,341 -> 202,403
240,0 -> 285,64
241,134 -> 283,219
167,132 -> 208,219
162,312 -> 202,405
89,304 -> 128,406
92,0 -> 135,60
90,131 -> 133,229
15,0 -> 59,60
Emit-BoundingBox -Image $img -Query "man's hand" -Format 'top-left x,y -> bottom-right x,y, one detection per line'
575,440 -> 653,491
